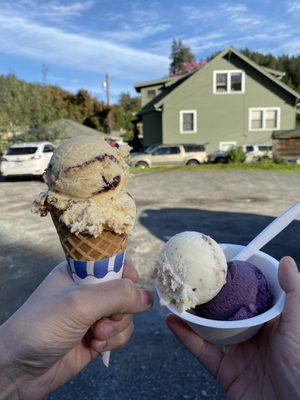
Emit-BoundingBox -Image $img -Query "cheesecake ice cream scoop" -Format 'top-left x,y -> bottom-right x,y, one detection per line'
33,135 -> 136,237
155,232 -> 228,312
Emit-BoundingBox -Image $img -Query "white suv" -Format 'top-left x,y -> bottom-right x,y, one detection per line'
242,145 -> 272,162
0,141 -> 55,178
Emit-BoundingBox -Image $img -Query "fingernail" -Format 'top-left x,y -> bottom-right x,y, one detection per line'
283,256 -> 298,271
94,340 -> 106,351
139,289 -> 153,308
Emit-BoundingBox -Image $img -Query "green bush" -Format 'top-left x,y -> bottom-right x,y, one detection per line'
227,147 -> 246,163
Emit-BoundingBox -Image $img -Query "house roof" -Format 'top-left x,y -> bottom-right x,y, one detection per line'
136,74 -> 194,116
134,73 -> 191,92
261,66 -> 285,78
272,129 -> 300,139
223,47 -> 299,99
136,47 -> 299,114
46,118 -> 105,138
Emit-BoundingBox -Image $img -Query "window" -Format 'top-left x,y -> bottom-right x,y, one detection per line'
245,146 -> 254,153
258,145 -> 272,152
249,108 -> 280,131
43,145 -> 55,153
219,141 -> 237,151
213,70 -> 245,94
251,110 -> 263,129
153,146 -> 180,155
265,110 -> 278,129
183,144 -> 205,152
216,73 -> 227,92
7,147 -> 37,155
180,110 -> 197,134
168,146 -> 181,154
230,72 -> 242,92
152,147 -> 169,155
147,89 -> 156,99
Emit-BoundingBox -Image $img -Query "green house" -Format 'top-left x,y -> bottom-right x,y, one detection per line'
134,47 -> 300,153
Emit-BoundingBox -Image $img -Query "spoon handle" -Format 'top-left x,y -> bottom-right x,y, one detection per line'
234,202 -> 300,262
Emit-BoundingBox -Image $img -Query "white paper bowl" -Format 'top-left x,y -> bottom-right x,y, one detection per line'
157,243 -> 285,345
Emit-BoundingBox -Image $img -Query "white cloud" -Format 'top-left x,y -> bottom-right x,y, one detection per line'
49,1 -> 94,16
219,3 -> 261,26
286,0 -> 300,13
0,13 -> 168,80
278,38 -> 300,54
180,5 -> 215,22
102,22 -> 171,42
0,0 -> 94,23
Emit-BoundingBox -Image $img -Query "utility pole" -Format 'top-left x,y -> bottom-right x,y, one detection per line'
103,73 -> 111,134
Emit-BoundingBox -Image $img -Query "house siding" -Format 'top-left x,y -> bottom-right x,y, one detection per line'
140,85 -> 164,107
142,111 -> 162,147
162,53 -> 296,152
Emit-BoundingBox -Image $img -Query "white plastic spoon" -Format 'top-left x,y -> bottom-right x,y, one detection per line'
233,201 -> 300,262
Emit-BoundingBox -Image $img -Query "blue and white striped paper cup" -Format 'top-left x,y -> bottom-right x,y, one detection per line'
67,251 -> 126,285
67,251 -> 126,367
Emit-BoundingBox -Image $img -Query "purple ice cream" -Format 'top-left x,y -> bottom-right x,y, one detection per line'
194,260 -> 273,321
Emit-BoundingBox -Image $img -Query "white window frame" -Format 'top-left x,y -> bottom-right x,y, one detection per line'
248,107 -> 281,131
213,70 -> 245,94
179,110 -> 197,134
219,141 -> 237,151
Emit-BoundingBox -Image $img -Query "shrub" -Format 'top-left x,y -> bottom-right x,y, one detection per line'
227,147 -> 246,163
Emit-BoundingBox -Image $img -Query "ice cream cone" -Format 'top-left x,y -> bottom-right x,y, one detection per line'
50,206 -> 127,366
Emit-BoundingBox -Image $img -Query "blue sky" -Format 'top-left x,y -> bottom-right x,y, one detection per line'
0,0 -> 299,102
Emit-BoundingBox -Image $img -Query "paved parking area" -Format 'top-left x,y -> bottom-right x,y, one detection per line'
1,169 -> 300,399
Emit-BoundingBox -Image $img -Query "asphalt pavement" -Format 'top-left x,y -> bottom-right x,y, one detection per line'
1,168 -> 300,399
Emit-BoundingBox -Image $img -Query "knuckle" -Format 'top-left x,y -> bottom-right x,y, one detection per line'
119,279 -> 138,304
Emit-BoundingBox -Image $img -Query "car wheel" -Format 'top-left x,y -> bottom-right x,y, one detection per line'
136,161 -> 149,168
186,159 -> 200,166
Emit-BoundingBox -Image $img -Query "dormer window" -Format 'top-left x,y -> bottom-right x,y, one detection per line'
147,89 -> 156,99
213,70 -> 245,94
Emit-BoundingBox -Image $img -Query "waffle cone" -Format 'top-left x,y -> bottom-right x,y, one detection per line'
50,207 -> 128,261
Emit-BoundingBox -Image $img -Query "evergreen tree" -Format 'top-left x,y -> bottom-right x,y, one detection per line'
169,39 -> 196,75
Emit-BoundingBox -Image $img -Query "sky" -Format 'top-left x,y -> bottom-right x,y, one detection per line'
0,0 -> 299,102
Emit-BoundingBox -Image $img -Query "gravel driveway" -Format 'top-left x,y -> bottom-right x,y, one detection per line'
1,169 -> 300,400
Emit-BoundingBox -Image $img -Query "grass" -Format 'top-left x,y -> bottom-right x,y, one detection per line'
130,162 -> 300,174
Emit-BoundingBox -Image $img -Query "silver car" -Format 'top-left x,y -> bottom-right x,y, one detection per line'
130,144 -> 208,167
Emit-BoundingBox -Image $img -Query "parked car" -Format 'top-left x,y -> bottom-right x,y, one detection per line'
208,151 -> 229,163
209,144 -> 273,164
0,141 -> 55,178
130,144 -> 208,167
242,145 -> 273,162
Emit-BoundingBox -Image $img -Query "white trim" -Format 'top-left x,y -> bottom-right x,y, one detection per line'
179,110 -> 197,134
248,107 -> 281,131
219,141 -> 237,151
108,256 -> 116,272
86,261 -> 94,275
213,70 -> 245,94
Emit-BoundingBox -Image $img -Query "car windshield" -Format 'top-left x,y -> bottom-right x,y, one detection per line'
7,147 -> 38,155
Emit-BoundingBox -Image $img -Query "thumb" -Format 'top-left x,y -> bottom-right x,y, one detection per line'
166,314 -> 223,379
278,256 -> 300,333
67,279 -> 153,326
